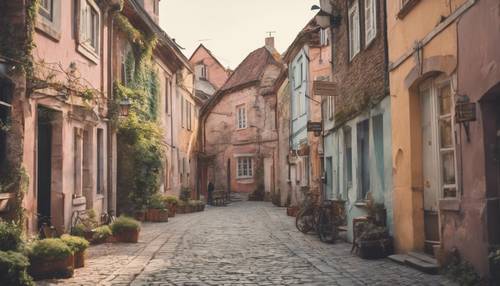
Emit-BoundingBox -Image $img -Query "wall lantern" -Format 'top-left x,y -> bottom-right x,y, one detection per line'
311,2 -> 341,28
455,95 -> 476,143
119,97 -> 132,117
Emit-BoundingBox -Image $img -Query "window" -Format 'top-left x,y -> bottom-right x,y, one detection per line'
181,98 -> 185,128
364,0 -> 377,45
79,0 -> 100,53
201,65 -> 207,79
357,120 -> 370,200
165,78 -> 170,113
398,0 -> 420,18
0,84 -> 12,170
419,79 -> 458,199
153,0 -> 159,15
320,28 -> 329,46
293,57 -> 304,89
73,128 -> 83,197
187,101 -> 192,131
39,0 -> 53,20
327,96 -> 334,120
344,127 -> 353,188
237,105 -> 247,129
96,129 -> 104,195
348,1 -> 360,60
237,157 -> 253,178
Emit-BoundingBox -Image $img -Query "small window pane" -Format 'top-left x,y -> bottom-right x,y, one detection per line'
439,85 -> 452,115
441,151 -> 456,185
444,187 -> 457,198
439,118 -> 453,148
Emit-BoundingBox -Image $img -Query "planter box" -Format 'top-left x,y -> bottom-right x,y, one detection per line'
134,211 -> 146,222
167,204 -> 176,217
287,206 -> 299,217
358,238 -> 393,259
177,205 -> 185,214
114,229 -> 139,243
146,209 -> 168,222
29,255 -> 74,280
74,250 -> 85,268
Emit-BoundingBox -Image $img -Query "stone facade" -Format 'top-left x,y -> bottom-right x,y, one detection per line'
200,42 -> 282,198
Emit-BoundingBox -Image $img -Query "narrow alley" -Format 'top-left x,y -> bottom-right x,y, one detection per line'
39,202 -> 453,286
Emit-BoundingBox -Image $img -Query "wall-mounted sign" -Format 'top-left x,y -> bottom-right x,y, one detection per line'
307,121 -> 322,132
455,102 -> 476,123
313,80 -> 337,96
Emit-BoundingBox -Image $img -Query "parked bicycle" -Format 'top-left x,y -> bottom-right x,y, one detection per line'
295,190 -> 347,244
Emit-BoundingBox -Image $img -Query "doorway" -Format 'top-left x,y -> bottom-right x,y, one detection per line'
264,157 -> 272,194
37,107 -> 52,229
325,157 -> 333,199
226,159 -> 231,195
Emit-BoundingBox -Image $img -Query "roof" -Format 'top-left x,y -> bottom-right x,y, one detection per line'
189,44 -> 227,72
219,46 -> 281,93
282,16 -> 321,63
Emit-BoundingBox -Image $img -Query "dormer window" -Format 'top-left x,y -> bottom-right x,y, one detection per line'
320,28 -> 329,46
201,65 -> 207,79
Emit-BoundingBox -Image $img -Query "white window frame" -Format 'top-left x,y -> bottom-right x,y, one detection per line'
236,104 -> 247,129
419,77 -> 459,199
39,0 -> 53,20
348,1 -> 360,60
201,65 -> 208,79
365,0 -> 377,46
237,157 -> 253,179
327,96 -> 334,120
320,28 -> 329,46
78,0 -> 101,60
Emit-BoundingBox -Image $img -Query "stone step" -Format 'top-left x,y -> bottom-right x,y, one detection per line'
408,251 -> 438,265
388,254 -> 408,265
388,253 -> 439,275
405,256 -> 439,275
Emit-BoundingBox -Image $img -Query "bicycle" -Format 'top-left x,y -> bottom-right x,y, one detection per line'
100,210 -> 116,225
295,190 -> 320,234
317,200 -> 347,243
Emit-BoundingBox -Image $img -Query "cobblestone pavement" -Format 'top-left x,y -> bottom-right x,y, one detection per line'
38,202 -> 456,286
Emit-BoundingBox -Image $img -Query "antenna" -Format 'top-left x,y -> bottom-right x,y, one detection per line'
266,31 -> 276,37
196,39 -> 212,43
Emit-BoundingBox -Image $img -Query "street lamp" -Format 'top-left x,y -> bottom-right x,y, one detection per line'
119,97 -> 131,117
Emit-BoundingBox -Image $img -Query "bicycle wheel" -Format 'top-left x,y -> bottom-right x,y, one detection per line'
318,208 -> 337,243
296,208 -> 314,234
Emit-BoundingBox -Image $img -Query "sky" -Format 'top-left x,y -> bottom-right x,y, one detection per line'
159,0 -> 319,70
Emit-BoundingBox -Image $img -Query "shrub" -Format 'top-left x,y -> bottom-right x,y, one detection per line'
443,254 -> 481,286
92,225 -> 112,243
180,187 -> 191,201
0,221 -> 22,251
0,250 -> 33,286
60,235 -> 89,253
71,224 -> 86,238
111,216 -> 140,234
28,239 -> 72,261
148,193 -> 166,210
163,196 -> 178,205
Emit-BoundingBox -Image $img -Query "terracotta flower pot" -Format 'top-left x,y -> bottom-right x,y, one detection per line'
114,229 -> 139,243
147,209 -> 168,222
167,204 -> 176,217
287,206 -> 299,217
134,211 -> 146,222
74,250 -> 86,268
29,254 -> 74,280
177,205 -> 185,214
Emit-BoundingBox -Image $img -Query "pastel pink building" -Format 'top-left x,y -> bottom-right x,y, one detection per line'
199,38 -> 283,200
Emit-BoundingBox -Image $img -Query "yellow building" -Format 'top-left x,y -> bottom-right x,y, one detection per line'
388,0 -> 480,263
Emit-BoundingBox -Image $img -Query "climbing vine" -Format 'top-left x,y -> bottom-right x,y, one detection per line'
114,13 -> 164,214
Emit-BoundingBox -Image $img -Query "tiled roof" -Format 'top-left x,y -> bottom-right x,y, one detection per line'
220,46 -> 281,92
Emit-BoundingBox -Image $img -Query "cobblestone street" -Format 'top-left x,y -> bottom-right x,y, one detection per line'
38,202 -> 455,286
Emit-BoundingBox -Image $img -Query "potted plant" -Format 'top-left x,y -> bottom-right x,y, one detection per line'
91,225 -> 113,244
133,206 -> 147,222
146,194 -> 169,222
355,222 -> 393,259
176,200 -> 186,214
0,250 -> 33,286
60,235 -> 89,268
287,206 -> 299,217
27,238 -> 74,280
163,196 -> 178,217
111,216 -> 141,243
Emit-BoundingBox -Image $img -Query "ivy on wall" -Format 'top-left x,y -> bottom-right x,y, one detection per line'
114,13 -> 164,213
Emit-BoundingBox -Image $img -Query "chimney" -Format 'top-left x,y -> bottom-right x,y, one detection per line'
265,37 -> 275,49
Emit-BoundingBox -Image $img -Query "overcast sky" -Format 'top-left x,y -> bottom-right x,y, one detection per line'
159,0 -> 319,69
